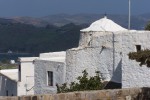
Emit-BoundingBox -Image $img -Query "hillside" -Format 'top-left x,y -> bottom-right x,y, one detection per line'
41,13 -> 150,30
0,21 -> 86,54
12,16 -> 48,27
10,13 -> 150,29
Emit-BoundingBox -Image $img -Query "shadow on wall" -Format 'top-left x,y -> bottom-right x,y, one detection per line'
104,59 -> 122,89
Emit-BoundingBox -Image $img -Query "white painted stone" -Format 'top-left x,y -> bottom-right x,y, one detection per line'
17,57 -> 37,96
34,51 -> 66,94
122,31 -> 150,88
66,31 -> 123,84
66,29 -> 150,88
19,57 -> 38,62
39,51 -> 66,58
34,60 -> 65,94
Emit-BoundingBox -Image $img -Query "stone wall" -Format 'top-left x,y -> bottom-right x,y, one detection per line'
1,88 -> 150,100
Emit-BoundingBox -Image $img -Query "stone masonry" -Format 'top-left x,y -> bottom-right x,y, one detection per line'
1,87 -> 150,100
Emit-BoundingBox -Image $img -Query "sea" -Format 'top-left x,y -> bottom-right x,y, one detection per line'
0,53 -> 34,61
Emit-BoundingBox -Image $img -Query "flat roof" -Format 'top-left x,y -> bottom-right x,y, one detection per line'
0,69 -> 18,81
18,57 -> 38,62
38,57 -> 66,63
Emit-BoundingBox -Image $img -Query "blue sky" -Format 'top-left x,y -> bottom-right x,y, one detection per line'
0,0 -> 149,17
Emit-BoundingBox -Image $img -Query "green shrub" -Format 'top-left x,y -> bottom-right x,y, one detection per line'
145,23 -> 150,31
56,70 -> 104,93
128,49 -> 150,67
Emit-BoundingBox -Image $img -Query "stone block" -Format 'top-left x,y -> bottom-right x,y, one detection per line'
10,97 -> 19,100
120,89 -> 130,96
37,95 -> 53,100
85,91 -> 98,100
65,93 -> 76,100
0,97 -> 13,100
53,94 -> 59,100
22,96 -> 31,100
31,96 -> 37,100
125,96 -> 131,100
116,97 -> 125,100
58,93 -> 66,100
116,89 -> 130,97
0,97 -> 6,100
129,88 -> 141,95
44,94 -> 53,100
37,95 -> 44,100
74,92 -> 88,100
96,90 -> 113,99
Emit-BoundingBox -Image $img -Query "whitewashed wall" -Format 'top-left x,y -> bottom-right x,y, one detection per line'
0,74 -> 17,96
66,31 -> 123,84
17,58 -> 36,96
67,30 -> 150,88
122,31 -> 150,88
34,60 -> 65,94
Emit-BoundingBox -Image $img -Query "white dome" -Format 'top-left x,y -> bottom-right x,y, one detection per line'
80,16 -> 127,32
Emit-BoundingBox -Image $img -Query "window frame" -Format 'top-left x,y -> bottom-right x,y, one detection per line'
47,71 -> 53,86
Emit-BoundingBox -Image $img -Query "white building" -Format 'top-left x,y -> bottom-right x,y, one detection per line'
65,16 -> 150,88
34,51 -> 66,94
34,16 -> 150,94
0,57 -> 38,96
65,17 -> 150,88
1,16 -> 150,96
17,57 -> 38,96
0,52 -> 65,96
65,16 -> 127,84
0,69 -> 18,96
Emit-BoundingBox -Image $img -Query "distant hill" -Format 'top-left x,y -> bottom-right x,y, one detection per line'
11,17 -> 49,27
41,13 -> 150,29
8,13 -> 150,30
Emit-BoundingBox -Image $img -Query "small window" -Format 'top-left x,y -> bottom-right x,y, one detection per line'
18,64 -> 21,81
47,71 -> 53,86
136,45 -> 141,52
18,65 -> 21,71
6,90 -> 8,96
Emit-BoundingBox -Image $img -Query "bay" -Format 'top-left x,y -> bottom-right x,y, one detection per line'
0,53 -> 34,61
